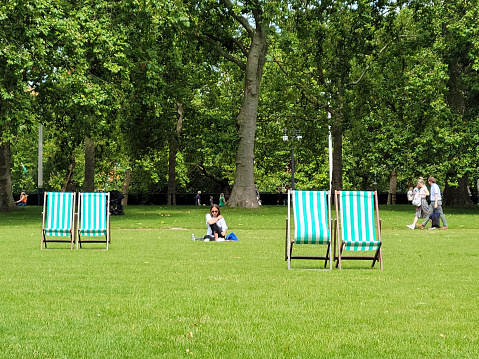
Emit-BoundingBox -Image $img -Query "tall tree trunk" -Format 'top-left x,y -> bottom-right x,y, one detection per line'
0,141 -> 14,211
228,29 -> 268,208
444,173 -> 473,207
388,170 -> 397,205
121,168 -> 131,206
331,123 -> 343,195
62,160 -> 77,192
331,90 -> 344,198
84,137 -> 95,192
167,102 -> 184,206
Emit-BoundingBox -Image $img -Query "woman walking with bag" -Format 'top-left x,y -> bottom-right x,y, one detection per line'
407,179 -> 429,230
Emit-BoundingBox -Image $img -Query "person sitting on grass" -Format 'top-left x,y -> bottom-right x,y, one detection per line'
204,204 -> 228,242
15,192 -> 28,206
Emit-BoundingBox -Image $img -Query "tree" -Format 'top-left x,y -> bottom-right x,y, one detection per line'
114,0 -> 200,202
344,5 -> 449,200
0,0 -> 43,210
433,0 -> 479,207
191,0 -> 278,207
276,0 -> 406,195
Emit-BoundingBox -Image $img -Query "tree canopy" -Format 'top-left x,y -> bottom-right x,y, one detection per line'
2,0 -> 478,210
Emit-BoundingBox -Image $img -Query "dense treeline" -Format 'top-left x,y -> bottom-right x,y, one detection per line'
1,0 -> 478,210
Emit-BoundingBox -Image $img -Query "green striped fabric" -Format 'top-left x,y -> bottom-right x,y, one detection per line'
79,193 -> 108,236
44,192 -> 75,236
293,190 -> 329,244
339,191 -> 380,251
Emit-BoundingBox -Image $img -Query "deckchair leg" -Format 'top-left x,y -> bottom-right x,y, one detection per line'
287,241 -> 293,269
379,247 -> 383,270
336,243 -> 343,269
324,243 -> 330,268
285,218 -> 289,261
372,246 -> 383,270
371,249 -> 379,268
333,217 -> 340,266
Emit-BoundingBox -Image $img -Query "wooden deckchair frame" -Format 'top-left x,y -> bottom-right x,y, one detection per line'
334,190 -> 383,270
41,192 -> 76,250
285,190 -> 334,270
77,192 -> 110,250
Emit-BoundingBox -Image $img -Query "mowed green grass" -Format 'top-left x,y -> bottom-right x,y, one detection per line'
1,204 -> 478,358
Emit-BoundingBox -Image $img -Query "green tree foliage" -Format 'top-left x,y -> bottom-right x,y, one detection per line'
2,0 -> 478,210
188,0 -> 285,207
0,0 -> 43,210
431,0 -> 479,206
34,0 -> 129,191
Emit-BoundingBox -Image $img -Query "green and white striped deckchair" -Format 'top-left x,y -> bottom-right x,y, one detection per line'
286,190 -> 333,270
77,192 -> 110,250
335,191 -> 382,270
41,192 -> 76,250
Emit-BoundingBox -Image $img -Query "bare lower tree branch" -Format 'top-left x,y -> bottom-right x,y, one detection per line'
232,38 -> 249,57
220,0 -> 254,37
347,35 -> 408,87
201,35 -> 246,70
273,57 -> 334,115
191,163 -> 231,190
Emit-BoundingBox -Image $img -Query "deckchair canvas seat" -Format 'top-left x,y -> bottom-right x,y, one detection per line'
44,229 -> 72,236
80,228 -> 108,236
344,241 -> 381,251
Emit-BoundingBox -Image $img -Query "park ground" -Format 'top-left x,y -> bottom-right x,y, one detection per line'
1,204 -> 478,358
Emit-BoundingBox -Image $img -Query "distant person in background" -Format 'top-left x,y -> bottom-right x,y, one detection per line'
219,193 -> 226,207
283,185 -> 290,205
255,185 -> 261,205
209,195 -> 214,206
420,177 -> 448,230
467,186 -> 476,204
16,192 -> 28,206
195,191 -> 201,206
407,187 -> 414,204
276,187 -> 283,205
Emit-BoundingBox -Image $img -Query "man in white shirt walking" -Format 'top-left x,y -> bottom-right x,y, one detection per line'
420,177 -> 448,230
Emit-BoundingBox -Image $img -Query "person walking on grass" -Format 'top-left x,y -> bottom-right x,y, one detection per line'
420,177 -> 448,230
407,179 -> 429,230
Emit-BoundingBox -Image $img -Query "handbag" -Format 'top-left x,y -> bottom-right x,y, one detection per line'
412,193 -> 422,207
226,232 -> 238,241
429,209 -> 441,228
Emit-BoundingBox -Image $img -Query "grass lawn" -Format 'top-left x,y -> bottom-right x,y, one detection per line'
1,204 -> 478,358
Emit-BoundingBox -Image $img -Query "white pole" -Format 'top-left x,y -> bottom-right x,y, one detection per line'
328,111 -> 332,194
38,125 -> 43,204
